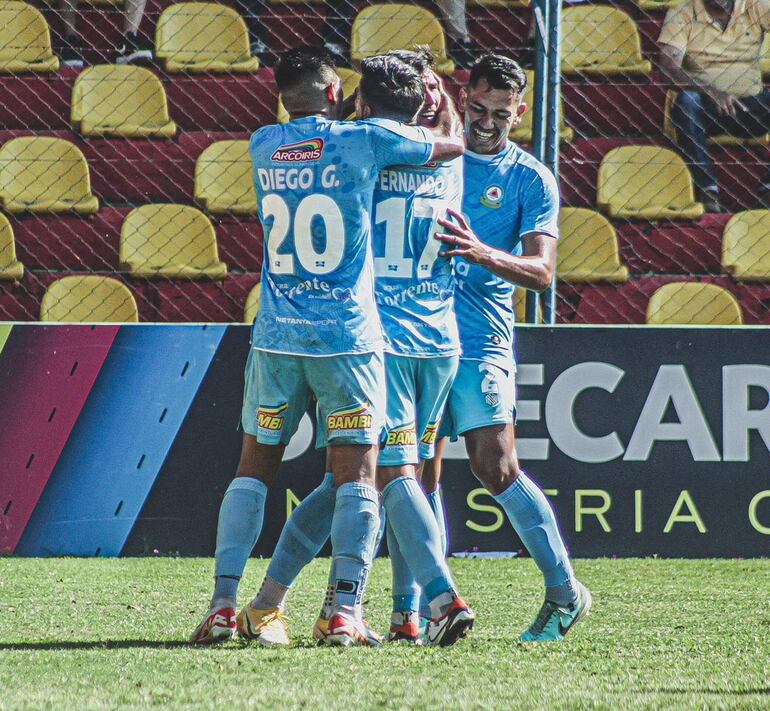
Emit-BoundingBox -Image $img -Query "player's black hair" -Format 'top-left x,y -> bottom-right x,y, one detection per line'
274,45 -> 337,94
359,54 -> 426,123
468,54 -> 527,95
386,46 -> 436,75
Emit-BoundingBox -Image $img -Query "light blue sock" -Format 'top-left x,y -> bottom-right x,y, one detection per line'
427,486 -> 448,556
331,482 -> 380,611
266,472 -> 335,587
420,486 -> 448,618
494,471 -> 577,606
213,476 -> 268,601
382,477 -> 453,606
372,507 -> 387,557
387,519 -> 420,613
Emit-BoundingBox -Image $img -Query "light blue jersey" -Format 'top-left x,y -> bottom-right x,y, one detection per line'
249,116 -> 434,356
373,158 -> 463,357
454,142 -> 559,368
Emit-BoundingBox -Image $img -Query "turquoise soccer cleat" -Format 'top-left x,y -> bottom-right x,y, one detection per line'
519,581 -> 593,642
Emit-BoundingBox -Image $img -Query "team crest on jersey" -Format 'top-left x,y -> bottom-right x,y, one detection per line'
386,424 -> 417,447
420,422 -> 438,446
271,138 -> 324,162
327,404 -> 373,432
481,185 -> 504,209
257,403 -> 288,431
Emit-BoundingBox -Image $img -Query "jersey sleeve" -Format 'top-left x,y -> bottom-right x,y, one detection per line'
365,119 -> 434,170
658,4 -> 692,51
519,166 -> 560,240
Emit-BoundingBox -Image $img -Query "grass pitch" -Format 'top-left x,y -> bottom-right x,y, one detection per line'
0,558 -> 768,710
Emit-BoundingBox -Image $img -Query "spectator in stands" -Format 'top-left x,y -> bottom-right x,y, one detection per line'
60,0 -> 152,67
238,0 -> 476,68
437,0 -> 477,68
658,0 -> 770,212
236,0 -> 353,65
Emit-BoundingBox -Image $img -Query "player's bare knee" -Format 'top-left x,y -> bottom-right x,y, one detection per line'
376,464 -> 415,491
235,434 -> 282,486
328,443 -> 378,488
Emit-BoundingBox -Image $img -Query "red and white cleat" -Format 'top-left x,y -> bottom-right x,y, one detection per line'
322,610 -> 383,647
190,604 -> 236,644
425,595 -> 475,647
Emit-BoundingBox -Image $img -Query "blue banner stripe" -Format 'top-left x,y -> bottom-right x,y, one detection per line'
15,325 -> 226,557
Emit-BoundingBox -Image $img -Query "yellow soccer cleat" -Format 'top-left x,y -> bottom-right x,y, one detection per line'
236,605 -> 290,646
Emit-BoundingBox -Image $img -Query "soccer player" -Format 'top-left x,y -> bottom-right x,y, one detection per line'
426,54 -> 593,642
241,50 -> 475,648
190,46 -> 464,647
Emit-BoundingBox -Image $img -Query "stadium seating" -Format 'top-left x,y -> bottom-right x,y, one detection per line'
561,6 -> 652,76
596,145 -> 704,220
646,282 -> 743,325
558,208 -> 629,283
0,213 -> 23,280
0,136 -> 99,214
722,211 -> 770,281
119,204 -> 227,279
155,3 -> 260,74
244,281 -> 261,323
277,68 -> 360,124
40,275 -> 139,322
194,140 -> 257,215
762,33 -> 770,77
351,5 -> 454,75
663,91 -> 770,146
0,1 -> 59,74
509,70 -> 573,145
633,0 -> 684,9
71,66 -> 177,138
470,0 -> 530,6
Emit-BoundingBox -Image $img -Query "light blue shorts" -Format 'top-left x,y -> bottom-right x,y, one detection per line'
242,348 -> 385,446
377,353 -> 459,467
440,359 -> 516,440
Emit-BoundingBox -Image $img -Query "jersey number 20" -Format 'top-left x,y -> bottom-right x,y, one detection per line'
263,193 -> 345,276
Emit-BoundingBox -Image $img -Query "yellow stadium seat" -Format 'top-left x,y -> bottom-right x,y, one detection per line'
155,3 -> 259,74
0,1 -> 59,73
351,4 -> 454,76
71,65 -> 177,138
509,69 -> 573,145
120,204 -> 227,279
722,210 -> 770,281
646,282 -> 742,325
513,288 -> 542,323
558,207 -> 629,283
561,6 -> 651,76
195,140 -> 257,215
633,0 -> 683,9
470,0 -> 530,6
0,213 -> 23,280
244,281 -> 261,323
663,90 -> 769,146
40,275 -> 139,322
597,145 -> 703,220
277,67 -> 360,123
0,136 -> 99,214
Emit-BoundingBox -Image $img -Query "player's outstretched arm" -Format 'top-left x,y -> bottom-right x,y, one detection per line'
427,80 -> 465,162
435,209 -> 556,292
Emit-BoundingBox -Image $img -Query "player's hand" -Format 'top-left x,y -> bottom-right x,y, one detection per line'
435,208 -> 492,264
706,88 -> 747,118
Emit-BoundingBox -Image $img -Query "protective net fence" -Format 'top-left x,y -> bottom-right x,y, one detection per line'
0,0 -> 768,324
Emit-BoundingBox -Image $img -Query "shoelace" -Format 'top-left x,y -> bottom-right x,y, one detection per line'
529,600 -> 560,635
260,610 -> 289,629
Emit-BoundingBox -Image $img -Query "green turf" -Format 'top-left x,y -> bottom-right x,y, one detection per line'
0,558 -> 768,710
